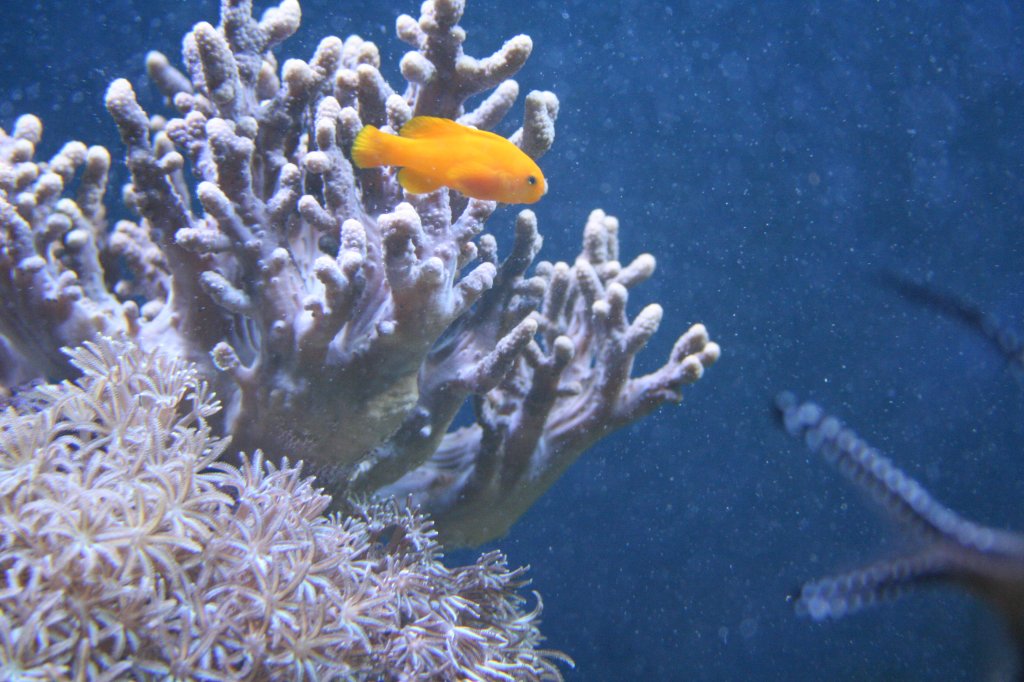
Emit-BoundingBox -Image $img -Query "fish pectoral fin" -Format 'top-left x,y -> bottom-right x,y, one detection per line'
447,163 -> 497,196
397,167 -> 444,194
448,162 -> 490,182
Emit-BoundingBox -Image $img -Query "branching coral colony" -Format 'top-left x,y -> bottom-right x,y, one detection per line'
0,0 -> 719,547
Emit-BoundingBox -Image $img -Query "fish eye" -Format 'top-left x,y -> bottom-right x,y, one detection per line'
527,175 -> 537,185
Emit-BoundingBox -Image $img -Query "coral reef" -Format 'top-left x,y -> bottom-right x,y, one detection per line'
0,0 -> 718,545
775,392 -> 1024,671
0,335 -> 568,680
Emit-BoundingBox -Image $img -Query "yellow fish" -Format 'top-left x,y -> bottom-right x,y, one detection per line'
351,116 -> 547,204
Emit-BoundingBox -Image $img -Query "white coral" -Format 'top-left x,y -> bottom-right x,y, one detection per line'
0,336 -> 567,680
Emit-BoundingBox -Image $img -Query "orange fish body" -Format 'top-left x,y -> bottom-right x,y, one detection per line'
350,116 -> 547,204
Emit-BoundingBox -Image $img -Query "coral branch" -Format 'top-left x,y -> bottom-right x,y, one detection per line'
377,210 -> 720,545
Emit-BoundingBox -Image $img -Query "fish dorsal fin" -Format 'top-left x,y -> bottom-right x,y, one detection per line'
398,167 -> 444,194
399,116 -> 466,139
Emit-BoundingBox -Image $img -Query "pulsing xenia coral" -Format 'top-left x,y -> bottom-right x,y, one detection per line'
0,335 -> 568,680
0,0 -> 719,545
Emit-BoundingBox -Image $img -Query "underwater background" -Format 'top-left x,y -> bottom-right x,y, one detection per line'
2,0 -> 1023,679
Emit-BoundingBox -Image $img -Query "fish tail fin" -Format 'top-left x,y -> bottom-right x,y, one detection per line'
351,125 -> 390,168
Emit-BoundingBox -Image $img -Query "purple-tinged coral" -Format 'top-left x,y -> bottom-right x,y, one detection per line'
0,0 -> 718,545
369,209 -> 719,544
0,335 -> 568,679
0,115 -> 124,385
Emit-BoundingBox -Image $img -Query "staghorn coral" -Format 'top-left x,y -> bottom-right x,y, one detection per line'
0,335 -> 569,680
0,0 -> 719,545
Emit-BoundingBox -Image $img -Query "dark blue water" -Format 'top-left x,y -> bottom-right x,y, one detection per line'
3,1 -> 1023,679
